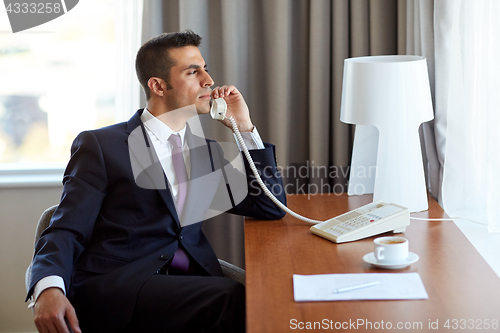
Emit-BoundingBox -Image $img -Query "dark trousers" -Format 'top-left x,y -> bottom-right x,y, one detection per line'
121,274 -> 245,333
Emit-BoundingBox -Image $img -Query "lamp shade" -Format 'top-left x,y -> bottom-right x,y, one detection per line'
340,55 -> 434,212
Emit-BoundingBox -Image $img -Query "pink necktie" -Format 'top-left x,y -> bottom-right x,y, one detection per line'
168,134 -> 188,214
168,134 -> 190,273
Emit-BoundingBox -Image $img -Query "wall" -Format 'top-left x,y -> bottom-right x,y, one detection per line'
0,186 -> 63,333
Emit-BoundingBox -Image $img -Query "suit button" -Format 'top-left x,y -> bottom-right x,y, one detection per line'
179,235 -> 184,240
160,255 -> 168,260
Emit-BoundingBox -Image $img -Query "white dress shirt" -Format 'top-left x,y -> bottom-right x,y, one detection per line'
29,109 -> 265,308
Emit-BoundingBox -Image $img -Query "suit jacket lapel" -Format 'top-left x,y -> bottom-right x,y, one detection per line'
185,126 -> 213,179
126,110 -> 180,226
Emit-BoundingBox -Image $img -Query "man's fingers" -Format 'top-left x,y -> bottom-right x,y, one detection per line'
37,319 -> 64,333
33,288 -> 80,333
65,306 -> 81,333
220,85 -> 237,97
212,85 -> 237,99
210,84 -> 252,131
35,313 -> 69,333
212,85 -> 225,98
34,320 -> 46,333
49,320 -> 66,333
219,85 -> 228,97
211,86 -> 220,98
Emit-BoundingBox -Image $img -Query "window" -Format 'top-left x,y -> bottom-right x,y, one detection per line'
0,0 -> 142,185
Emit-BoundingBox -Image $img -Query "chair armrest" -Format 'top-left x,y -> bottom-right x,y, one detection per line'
218,259 -> 245,286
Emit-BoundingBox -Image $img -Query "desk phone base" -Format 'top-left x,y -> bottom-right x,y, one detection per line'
310,201 -> 410,243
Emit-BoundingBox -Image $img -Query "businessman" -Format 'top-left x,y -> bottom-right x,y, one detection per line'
27,31 -> 286,333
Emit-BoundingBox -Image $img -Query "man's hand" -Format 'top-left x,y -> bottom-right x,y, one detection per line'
34,288 -> 81,333
211,85 -> 254,132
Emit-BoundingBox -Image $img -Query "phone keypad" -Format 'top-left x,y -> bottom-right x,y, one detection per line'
326,215 -> 378,236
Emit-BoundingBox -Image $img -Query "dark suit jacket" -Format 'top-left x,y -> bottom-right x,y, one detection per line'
28,110 -> 286,332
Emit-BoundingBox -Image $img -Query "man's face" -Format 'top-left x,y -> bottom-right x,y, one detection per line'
163,46 -> 214,114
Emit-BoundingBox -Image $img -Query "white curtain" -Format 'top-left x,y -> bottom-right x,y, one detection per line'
436,0 -> 500,232
115,0 -> 144,122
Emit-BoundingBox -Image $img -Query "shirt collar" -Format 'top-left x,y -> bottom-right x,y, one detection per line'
141,108 -> 187,146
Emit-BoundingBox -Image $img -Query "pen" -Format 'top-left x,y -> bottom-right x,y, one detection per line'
333,281 -> 380,294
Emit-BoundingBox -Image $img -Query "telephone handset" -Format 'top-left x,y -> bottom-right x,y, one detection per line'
210,97 -> 410,243
210,97 -> 227,120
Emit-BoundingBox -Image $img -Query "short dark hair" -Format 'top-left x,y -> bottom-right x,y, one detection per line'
135,30 -> 202,100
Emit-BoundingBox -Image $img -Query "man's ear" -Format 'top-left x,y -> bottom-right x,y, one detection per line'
147,77 -> 165,98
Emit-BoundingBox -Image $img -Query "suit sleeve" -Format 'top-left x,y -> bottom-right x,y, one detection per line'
214,141 -> 287,220
27,131 -> 107,300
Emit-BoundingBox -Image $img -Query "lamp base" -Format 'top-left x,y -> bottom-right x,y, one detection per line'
347,125 -> 429,213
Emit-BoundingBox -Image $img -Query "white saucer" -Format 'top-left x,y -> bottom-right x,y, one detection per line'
363,252 -> 419,269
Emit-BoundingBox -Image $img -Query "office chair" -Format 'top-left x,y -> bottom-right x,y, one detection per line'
26,205 -> 246,295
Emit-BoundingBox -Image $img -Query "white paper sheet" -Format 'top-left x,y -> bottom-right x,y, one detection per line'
293,272 -> 428,302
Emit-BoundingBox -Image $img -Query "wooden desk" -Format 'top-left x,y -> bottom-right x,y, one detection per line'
245,194 -> 500,332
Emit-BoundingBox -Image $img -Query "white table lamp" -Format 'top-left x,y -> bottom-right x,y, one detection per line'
340,55 -> 434,212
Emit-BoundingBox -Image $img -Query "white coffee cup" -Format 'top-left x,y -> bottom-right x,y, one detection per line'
374,236 -> 409,263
